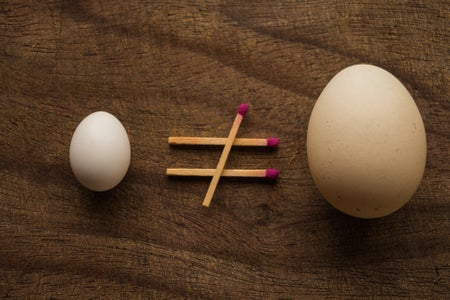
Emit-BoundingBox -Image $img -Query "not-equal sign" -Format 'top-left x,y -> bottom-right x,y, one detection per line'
167,104 -> 279,207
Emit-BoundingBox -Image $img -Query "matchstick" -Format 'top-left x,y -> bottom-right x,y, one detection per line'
202,103 -> 248,207
167,168 -> 279,179
168,137 -> 279,147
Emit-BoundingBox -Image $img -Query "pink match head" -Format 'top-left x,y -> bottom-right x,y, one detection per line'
265,168 -> 279,180
238,103 -> 249,116
266,137 -> 279,147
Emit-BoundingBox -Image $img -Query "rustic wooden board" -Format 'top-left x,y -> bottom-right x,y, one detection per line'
1,1 -> 449,298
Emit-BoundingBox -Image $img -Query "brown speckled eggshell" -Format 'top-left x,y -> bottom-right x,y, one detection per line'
307,64 -> 427,218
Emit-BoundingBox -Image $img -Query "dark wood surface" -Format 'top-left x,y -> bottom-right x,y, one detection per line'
1,1 -> 449,298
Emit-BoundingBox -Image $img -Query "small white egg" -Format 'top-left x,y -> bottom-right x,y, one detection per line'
307,64 -> 426,218
70,111 -> 131,191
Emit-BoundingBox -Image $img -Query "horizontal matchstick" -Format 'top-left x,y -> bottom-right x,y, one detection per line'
168,137 -> 279,147
166,168 -> 279,179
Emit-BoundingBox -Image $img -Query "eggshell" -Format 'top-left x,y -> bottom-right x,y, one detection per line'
307,64 -> 426,218
70,111 -> 131,192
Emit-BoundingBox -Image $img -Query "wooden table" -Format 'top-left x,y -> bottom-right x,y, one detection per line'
1,1 -> 449,298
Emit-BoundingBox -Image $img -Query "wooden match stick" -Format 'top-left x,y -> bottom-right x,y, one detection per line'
168,137 -> 279,147
167,168 -> 279,179
202,103 -> 248,207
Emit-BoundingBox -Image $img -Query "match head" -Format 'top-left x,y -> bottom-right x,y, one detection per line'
265,168 -> 279,180
238,103 -> 249,116
266,137 -> 279,147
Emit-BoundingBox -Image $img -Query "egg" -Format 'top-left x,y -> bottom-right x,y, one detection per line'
70,111 -> 131,192
307,64 -> 426,218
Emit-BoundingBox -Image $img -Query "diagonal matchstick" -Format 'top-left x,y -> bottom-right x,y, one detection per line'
202,103 -> 248,207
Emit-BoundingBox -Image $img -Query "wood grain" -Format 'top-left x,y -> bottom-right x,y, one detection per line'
1,0 -> 449,298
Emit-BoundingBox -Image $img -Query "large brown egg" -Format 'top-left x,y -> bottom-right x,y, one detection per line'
307,64 -> 426,218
